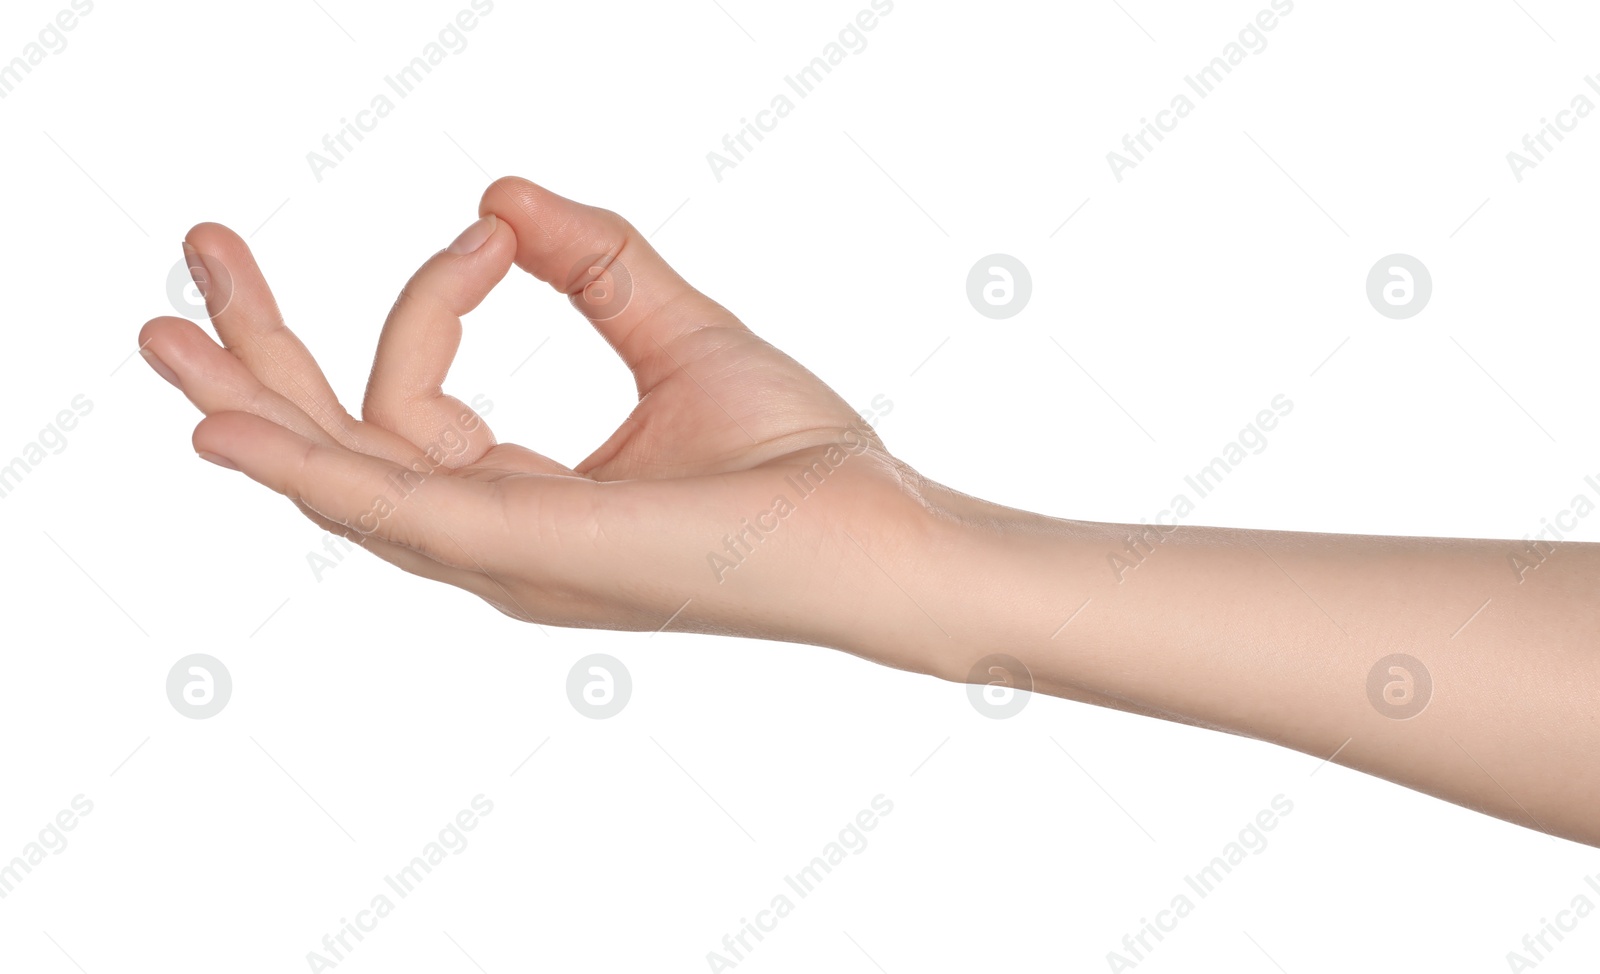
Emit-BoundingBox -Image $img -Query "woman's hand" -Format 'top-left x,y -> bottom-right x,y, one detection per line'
140,176 -> 1600,848
139,177 -> 932,663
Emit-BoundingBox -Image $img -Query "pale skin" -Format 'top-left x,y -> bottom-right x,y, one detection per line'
139,176 -> 1600,849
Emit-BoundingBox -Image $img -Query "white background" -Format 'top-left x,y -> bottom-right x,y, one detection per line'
2,0 -> 1598,971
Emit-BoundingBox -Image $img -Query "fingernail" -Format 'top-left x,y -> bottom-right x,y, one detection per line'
448,214 -> 497,256
139,348 -> 181,389
182,240 -> 209,298
197,451 -> 238,470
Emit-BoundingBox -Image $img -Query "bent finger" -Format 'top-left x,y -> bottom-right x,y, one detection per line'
362,214 -> 514,462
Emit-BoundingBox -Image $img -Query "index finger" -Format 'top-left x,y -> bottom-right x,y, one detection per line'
362,213 -> 515,461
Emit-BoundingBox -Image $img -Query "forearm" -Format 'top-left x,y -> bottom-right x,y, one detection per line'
852,480 -> 1600,847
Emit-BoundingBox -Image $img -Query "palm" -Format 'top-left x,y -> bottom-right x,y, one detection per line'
573,325 -> 864,482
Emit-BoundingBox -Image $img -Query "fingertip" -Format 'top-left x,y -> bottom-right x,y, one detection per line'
177,224 -> 253,320
478,175 -> 540,219
190,415 -> 237,470
184,222 -> 241,256
460,214 -> 517,288
139,317 -> 204,389
191,410 -> 279,461
414,213 -> 516,308
191,410 -> 243,454
445,212 -> 513,262
139,315 -> 188,350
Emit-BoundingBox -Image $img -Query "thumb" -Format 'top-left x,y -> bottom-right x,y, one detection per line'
478,176 -> 745,393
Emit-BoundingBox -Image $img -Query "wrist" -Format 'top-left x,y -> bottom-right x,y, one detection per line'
810,470 -> 1097,689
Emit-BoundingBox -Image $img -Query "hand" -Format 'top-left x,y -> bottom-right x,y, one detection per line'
139,178 -> 930,656
141,179 -> 1600,849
